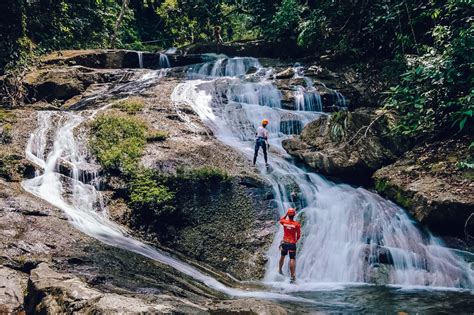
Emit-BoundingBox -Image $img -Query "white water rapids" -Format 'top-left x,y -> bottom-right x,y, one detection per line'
20,55 -> 473,306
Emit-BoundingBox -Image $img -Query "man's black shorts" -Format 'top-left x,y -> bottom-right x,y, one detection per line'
280,242 -> 296,259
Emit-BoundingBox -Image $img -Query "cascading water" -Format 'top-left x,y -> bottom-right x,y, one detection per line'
175,57 -> 474,290
20,72 -> 307,303
159,53 -> 171,68
137,51 -> 144,68
188,55 -> 262,78
294,86 -> 323,112
334,90 -> 347,107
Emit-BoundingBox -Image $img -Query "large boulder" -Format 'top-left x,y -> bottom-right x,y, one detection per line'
25,263 -> 206,314
283,108 -> 409,182
42,49 -> 204,69
42,49 -> 142,69
0,267 -> 27,314
182,39 -> 313,59
373,137 -> 474,237
23,66 -> 125,102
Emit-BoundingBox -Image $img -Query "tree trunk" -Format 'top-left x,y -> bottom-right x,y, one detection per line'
109,0 -> 129,49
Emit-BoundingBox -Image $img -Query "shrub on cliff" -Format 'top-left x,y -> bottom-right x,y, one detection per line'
175,167 -> 229,185
128,170 -> 175,218
89,114 -> 147,174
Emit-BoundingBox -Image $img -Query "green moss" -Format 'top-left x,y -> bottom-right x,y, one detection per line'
89,114 -> 148,174
375,177 -> 412,208
112,97 -> 145,115
176,167 -> 230,184
0,123 -> 12,144
394,191 -> 412,209
0,154 -> 23,181
374,178 -> 388,193
0,109 -> 16,123
447,155 -> 458,163
430,162 -> 445,172
146,130 -> 169,142
128,169 -> 175,217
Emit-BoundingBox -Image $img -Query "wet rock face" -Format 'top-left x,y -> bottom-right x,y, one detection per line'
155,177 -> 275,281
84,76 -> 277,281
283,108 -> 408,183
373,137 -> 474,237
207,298 -> 287,315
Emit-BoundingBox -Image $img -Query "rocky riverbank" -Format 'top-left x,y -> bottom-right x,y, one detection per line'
374,137 -> 474,239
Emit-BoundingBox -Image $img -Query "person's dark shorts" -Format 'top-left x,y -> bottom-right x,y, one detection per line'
280,242 -> 296,259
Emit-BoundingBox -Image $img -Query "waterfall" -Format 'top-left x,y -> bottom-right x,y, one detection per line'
188,56 -> 262,77
137,51 -> 144,68
293,65 -> 319,112
294,86 -> 323,112
20,78 -> 307,303
18,55 -> 473,308
172,57 -> 474,290
159,53 -> 171,68
334,90 -> 347,107
227,80 -> 282,108
165,47 -> 177,54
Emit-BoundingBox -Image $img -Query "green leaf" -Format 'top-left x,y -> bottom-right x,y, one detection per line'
459,116 -> 468,130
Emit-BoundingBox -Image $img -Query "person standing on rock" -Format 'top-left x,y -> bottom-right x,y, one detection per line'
253,119 -> 270,166
278,208 -> 301,283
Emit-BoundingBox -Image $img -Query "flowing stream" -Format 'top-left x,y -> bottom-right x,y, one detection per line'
20,55 -> 473,311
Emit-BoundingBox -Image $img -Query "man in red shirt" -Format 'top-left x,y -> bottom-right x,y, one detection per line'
278,208 -> 301,282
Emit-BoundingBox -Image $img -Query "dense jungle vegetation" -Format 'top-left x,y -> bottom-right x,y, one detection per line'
1,0 -> 472,140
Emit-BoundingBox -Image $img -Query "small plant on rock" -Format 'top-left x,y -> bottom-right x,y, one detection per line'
112,97 -> 145,115
146,130 -> 169,142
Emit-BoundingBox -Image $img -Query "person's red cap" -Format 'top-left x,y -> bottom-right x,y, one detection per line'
287,208 -> 296,216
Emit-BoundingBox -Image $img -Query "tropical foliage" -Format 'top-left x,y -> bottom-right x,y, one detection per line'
1,0 -> 472,138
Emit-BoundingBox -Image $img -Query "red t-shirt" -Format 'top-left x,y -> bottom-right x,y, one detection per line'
280,217 -> 301,244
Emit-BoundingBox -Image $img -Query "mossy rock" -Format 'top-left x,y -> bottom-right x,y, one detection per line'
0,109 -> 16,123
0,154 -> 35,181
374,177 -> 413,209
0,123 -> 13,144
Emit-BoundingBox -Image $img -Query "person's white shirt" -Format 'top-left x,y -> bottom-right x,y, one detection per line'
256,126 -> 269,139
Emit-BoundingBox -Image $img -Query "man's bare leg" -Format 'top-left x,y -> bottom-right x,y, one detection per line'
290,258 -> 296,279
278,255 -> 285,274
